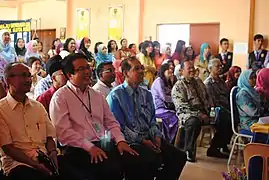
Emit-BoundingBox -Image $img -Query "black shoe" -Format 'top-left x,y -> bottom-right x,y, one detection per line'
207,148 -> 229,159
186,151 -> 196,162
220,146 -> 230,155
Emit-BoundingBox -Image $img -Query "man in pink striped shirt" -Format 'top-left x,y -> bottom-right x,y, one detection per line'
50,53 -> 139,180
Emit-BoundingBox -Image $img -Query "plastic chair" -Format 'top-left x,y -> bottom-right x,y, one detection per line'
244,143 -> 269,180
227,86 -> 253,171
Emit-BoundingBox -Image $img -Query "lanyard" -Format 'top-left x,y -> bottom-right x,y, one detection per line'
67,86 -> 92,117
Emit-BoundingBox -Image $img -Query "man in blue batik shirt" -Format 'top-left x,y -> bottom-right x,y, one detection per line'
107,57 -> 186,180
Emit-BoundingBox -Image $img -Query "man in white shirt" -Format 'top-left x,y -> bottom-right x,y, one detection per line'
93,62 -> 115,97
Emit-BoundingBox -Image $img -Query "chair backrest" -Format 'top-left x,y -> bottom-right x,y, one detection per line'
230,86 -> 240,135
244,143 -> 269,180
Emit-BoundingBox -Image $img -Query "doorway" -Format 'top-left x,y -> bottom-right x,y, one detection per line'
157,23 -> 220,56
31,29 -> 56,55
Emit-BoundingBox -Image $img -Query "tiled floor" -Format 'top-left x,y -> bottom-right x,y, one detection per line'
180,137 -> 243,180
180,147 -> 227,180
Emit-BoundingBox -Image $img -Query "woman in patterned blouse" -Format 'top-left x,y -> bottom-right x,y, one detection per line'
236,69 -> 260,131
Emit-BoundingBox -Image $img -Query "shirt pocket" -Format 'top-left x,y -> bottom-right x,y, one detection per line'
32,121 -> 47,144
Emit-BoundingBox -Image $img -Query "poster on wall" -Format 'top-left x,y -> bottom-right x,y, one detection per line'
60,27 -> 66,41
76,8 -> 90,40
0,19 -> 31,47
108,5 -> 124,41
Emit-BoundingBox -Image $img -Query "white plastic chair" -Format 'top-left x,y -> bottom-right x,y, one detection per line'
227,86 -> 253,171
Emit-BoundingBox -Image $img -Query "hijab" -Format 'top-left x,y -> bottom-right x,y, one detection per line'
199,43 -> 211,63
0,29 -> 17,63
95,44 -> 113,65
237,69 -> 260,105
25,40 -> 40,63
79,37 -> 94,61
226,66 -> 241,89
15,38 -> 26,56
256,68 -> 269,100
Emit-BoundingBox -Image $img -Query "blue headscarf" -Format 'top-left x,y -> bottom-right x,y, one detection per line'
237,69 -> 260,105
95,44 -> 114,66
199,43 -> 211,63
0,30 -> 17,63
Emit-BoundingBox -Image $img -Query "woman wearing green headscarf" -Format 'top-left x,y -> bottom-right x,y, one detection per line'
236,69 -> 260,132
194,43 -> 213,81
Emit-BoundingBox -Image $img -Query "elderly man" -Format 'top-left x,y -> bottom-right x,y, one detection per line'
93,62 -> 115,97
37,55 -> 67,114
204,58 -> 233,157
107,57 -> 186,180
0,63 -> 83,180
172,60 -> 211,162
50,53 -> 141,180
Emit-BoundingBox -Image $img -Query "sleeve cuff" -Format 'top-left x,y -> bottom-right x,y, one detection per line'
82,139 -> 95,152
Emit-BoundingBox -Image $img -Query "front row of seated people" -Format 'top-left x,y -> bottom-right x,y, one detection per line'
0,54 -> 187,180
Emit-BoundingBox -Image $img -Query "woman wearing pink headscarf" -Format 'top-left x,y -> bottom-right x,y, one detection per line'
256,68 -> 269,116
25,40 -> 41,64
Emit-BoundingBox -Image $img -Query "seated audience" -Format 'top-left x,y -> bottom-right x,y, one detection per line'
139,41 -> 156,88
184,46 -> 196,61
15,38 -> 26,63
37,41 -> 47,64
161,43 -> 172,60
195,43 -> 213,81
48,38 -> 61,58
248,34 -> 268,70
0,63 -> 82,180
50,53 -> 146,180
236,70 -> 260,132
79,37 -> 95,66
216,38 -> 233,79
151,63 -> 178,143
113,60 -> 124,86
107,57 -> 186,179
95,44 -> 114,66
174,64 -> 182,80
152,41 -> 165,70
256,68 -> 269,116
25,40 -> 40,64
26,57 -> 42,99
93,62 -> 115,97
204,59 -> 233,158
0,30 -> 17,64
59,38 -> 76,59
115,38 -> 131,60
226,66 -> 241,91
37,56 -> 67,114
172,60 -> 210,162
107,40 -> 118,57
128,43 -> 137,57
34,56 -> 62,99
171,40 -> 185,65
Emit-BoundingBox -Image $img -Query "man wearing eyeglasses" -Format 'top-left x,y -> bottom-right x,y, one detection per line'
0,63 -> 57,179
50,53 -> 139,180
93,62 -> 115,98
107,57 -> 187,180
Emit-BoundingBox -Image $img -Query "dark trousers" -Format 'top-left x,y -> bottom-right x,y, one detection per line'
183,117 -> 202,153
8,156 -> 88,180
210,109 -> 233,148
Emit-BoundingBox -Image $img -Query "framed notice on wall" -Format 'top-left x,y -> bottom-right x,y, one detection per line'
76,8 -> 90,40
108,5 -> 124,41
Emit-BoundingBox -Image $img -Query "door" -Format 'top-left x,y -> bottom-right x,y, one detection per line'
189,23 -> 220,56
31,29 -> 56,55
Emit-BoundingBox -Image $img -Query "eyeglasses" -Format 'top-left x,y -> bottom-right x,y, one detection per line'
74,65 -> 92,72
8,72 -> 32,78
132,65 -> 145,71
102,68 -> 115,73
